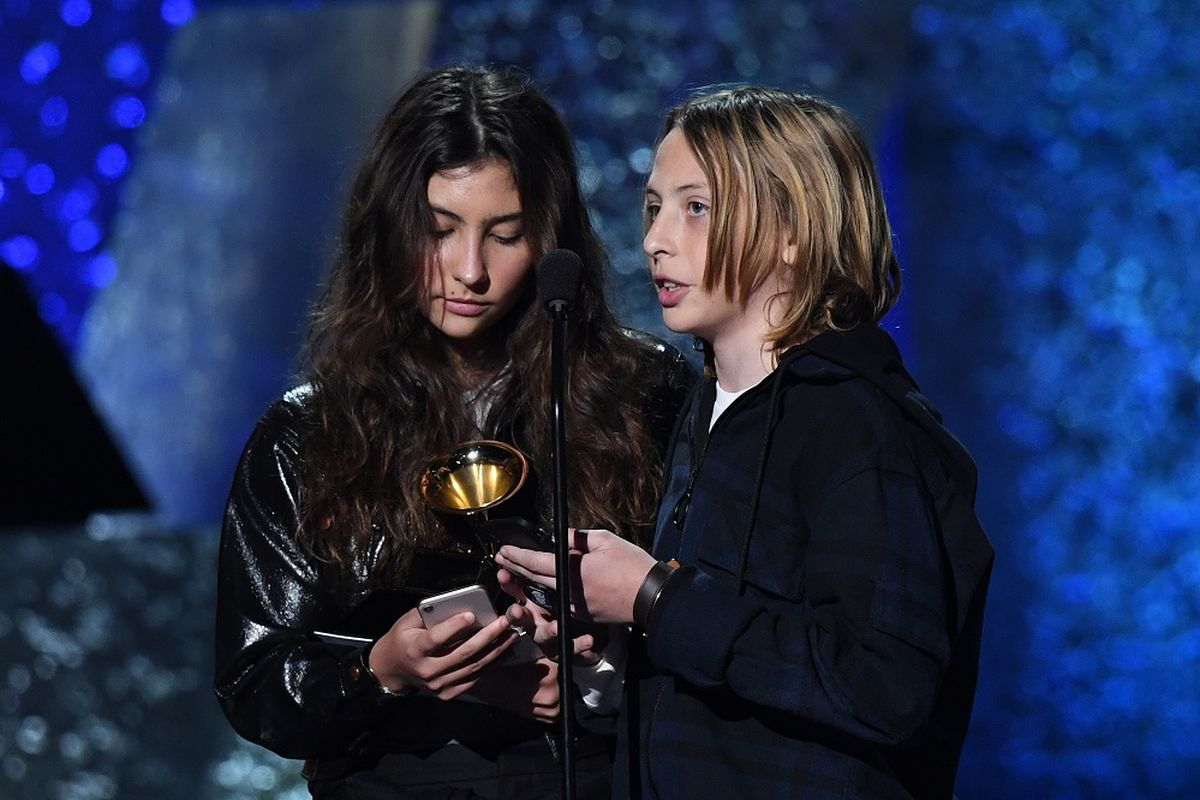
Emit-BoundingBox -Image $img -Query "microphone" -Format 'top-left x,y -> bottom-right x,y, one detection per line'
536,249 -> 583,314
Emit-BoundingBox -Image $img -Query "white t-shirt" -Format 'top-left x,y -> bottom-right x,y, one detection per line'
710,379 -> 759,431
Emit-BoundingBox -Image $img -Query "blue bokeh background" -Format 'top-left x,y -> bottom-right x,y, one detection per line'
2,1 -> 1198,797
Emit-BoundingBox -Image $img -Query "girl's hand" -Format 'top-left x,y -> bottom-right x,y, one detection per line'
368,607 -> 518,700
496,528 -> 656,624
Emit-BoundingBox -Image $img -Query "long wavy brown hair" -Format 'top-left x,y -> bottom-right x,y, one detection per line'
298,67 -> 677,584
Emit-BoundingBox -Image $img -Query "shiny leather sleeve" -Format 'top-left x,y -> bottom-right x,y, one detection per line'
622,329 -> 699,452
213,393 -> 387,759
213,341 -> 695,759
659,341 -> 699,440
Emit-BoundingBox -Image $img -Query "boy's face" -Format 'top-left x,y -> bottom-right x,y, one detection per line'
643,128 -> 744,342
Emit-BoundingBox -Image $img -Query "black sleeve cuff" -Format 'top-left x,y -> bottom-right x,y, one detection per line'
339,643 -> 411,703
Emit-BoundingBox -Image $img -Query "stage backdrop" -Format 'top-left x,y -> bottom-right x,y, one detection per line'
1,1 -> 1197,798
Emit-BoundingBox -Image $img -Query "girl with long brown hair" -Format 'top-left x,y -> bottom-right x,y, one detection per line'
214,66 -> 692,799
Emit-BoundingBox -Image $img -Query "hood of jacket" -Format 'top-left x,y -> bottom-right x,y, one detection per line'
690,323 -> 985,602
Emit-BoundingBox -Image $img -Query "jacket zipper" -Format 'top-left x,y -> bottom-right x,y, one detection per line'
544,730 -> 560,763
668,379 -> 758,532
648,404 -> 702,796
648,379 -> 768,791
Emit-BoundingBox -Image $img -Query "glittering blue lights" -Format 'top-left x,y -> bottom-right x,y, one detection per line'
39,96 -> 70,129
0,1 -> 1198,798
1,234 -> 39,271
20,42 -> 60,84
160,0 -> 193,27
82,252 -> 117,288
906,1 -> 1200,796
105,42 -> 150,86
59,0 -> 93,27
109,94 -> 146,128
24,163 -> 55,195
67,218 -> 101,252
2,0 -> 172,347
0,148 -> 27,177
95,143 -> 129,179
58,180 -> 98,221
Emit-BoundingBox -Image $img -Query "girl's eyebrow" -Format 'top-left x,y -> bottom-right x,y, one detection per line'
430,206 -> 523,227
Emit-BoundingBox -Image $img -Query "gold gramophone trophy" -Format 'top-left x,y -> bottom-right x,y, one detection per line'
420,440 -> 557,610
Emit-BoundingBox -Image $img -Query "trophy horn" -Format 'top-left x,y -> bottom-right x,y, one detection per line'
420,439 -> 529,515
421,439 -> 557,612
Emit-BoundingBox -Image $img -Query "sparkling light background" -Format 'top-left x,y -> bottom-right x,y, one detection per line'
1,1 -> 1198,798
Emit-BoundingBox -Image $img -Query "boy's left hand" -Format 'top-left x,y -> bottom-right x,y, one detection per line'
496,528 -> 656,624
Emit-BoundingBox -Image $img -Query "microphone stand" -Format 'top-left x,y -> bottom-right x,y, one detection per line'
547,297 -> 577,800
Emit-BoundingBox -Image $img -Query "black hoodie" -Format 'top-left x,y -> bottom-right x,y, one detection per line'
617,324 -> 994,800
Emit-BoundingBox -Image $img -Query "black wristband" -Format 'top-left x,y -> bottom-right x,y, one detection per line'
344,643 -> 411,700
633,560 -> 678,627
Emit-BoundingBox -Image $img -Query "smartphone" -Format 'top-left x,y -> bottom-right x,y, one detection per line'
418,584 -> 539,665
418,584 -> 498,628
479,517 -> 558,613
480,517 -> 552,551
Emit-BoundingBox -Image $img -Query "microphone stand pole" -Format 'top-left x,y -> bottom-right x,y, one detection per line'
548,298 -> 577,800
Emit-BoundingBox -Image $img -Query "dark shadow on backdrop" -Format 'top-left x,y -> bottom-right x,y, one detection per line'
0,261 -> 149,526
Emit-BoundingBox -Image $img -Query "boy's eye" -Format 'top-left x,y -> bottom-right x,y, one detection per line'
645,204 -> 661,220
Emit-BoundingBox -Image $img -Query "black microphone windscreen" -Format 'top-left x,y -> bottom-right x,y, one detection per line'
536,249 -> 584,309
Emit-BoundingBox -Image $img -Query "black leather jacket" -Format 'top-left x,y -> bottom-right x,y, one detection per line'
212,334 -> 694,776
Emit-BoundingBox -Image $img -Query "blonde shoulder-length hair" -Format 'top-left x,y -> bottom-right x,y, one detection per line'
653,86 -> 901,349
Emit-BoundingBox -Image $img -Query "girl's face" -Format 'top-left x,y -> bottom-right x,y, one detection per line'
422,159 -> 535,359
643,128 -> 745,343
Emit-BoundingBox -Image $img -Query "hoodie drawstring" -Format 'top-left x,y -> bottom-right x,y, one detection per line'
733,362 -> 788,595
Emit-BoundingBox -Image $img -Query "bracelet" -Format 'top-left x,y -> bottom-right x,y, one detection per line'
344,643 -> 412,700
633,560 -> 679,627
